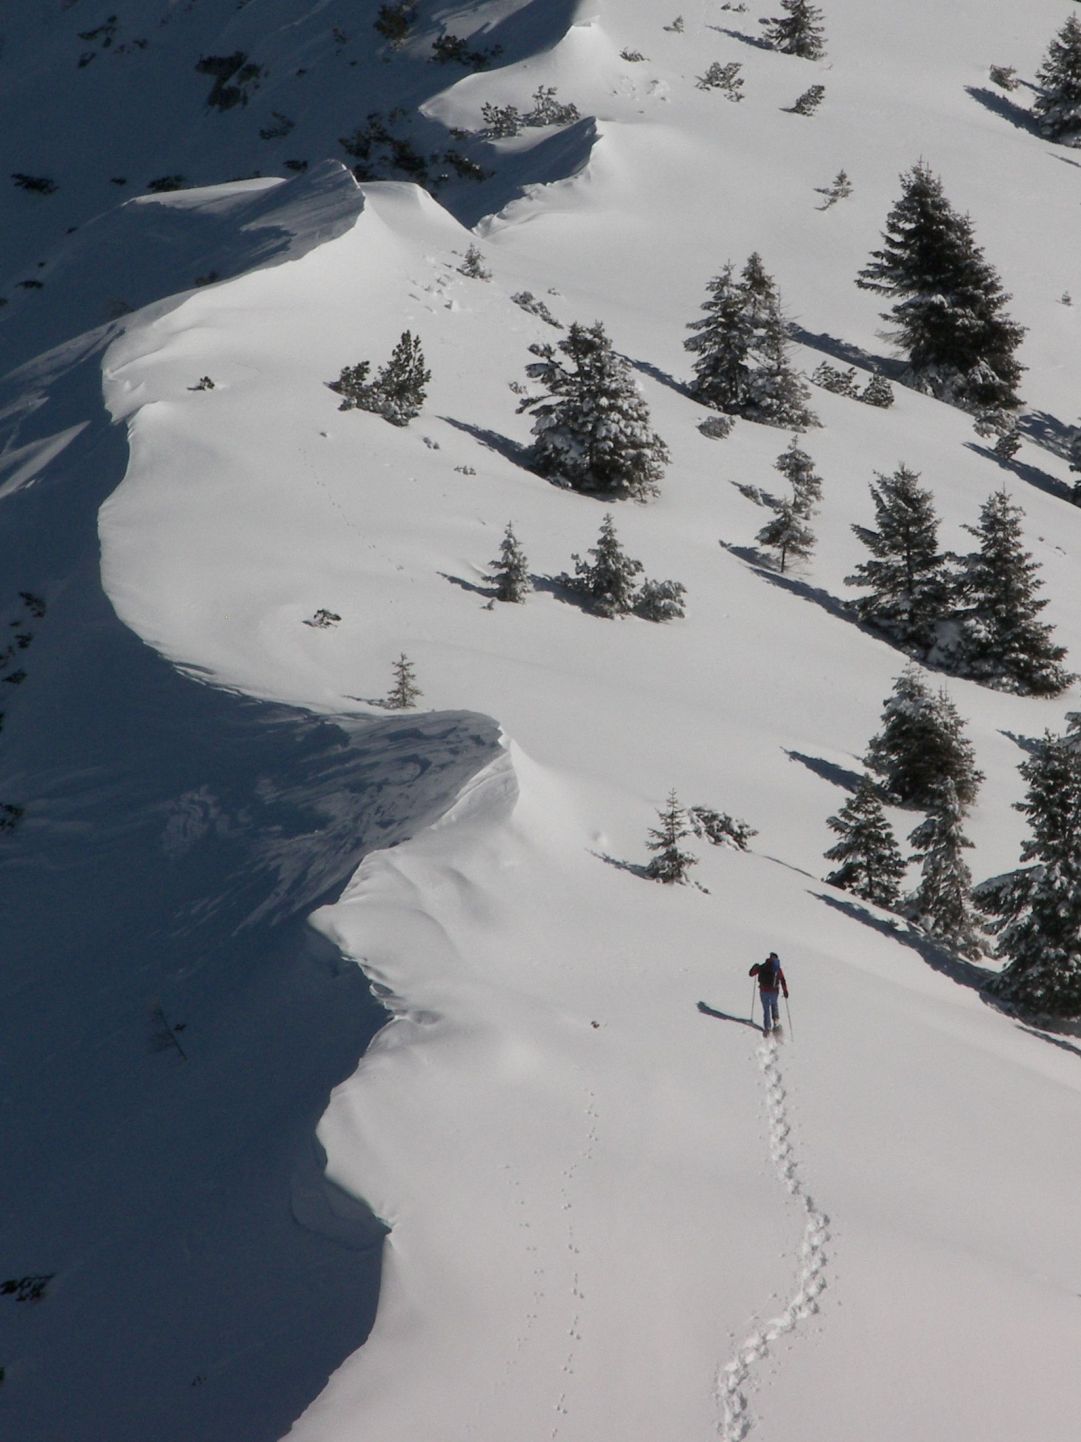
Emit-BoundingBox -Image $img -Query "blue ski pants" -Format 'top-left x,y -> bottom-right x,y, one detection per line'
760,990 -> 781,1032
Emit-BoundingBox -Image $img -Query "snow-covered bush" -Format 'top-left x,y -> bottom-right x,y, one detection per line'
634,577 -> 687,622
697,62 -> 744,100
332,331 -> 430,426
688,805 -> 757,850
791,84 -> 825,115
811,361 -> 859,396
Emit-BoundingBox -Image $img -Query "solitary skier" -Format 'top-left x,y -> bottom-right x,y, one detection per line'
749,951 -> 788,1036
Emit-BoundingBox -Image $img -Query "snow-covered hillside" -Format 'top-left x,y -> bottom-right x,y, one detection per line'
2,3 -> 1080,1441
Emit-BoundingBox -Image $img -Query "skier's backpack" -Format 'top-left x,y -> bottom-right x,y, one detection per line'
758,955 -> 780,989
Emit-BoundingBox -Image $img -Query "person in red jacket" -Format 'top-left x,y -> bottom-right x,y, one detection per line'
749,951 -> 788,1035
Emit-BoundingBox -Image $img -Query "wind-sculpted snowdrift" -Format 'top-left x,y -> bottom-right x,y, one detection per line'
0,189 -> 504,1442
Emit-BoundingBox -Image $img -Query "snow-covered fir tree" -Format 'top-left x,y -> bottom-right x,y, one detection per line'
518,322 -> 669,500
977,730 -> 1081,1018
1032,15 -> 1081,146
684,263 -> 753,413
565,513 -> 644,618
903,780 -> 984,959
386,652 -> 422,708
763,0 -> 826,59
774,435 -> 822,513
865,667 -> 983,812
824,776 -> 906,907
684,255 -> 815,429
845,464 -> 952,652
490,522 -> 530,602
950,489 -> 1073,696
856,162 -> 1024,413
645,790 -> 699,884
756,495 -> 815,572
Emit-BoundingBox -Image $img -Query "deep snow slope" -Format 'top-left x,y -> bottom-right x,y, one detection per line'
3,2 -> 1081,1441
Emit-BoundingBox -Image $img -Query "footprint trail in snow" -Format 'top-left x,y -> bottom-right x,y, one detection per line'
717,1038 -> 830,1442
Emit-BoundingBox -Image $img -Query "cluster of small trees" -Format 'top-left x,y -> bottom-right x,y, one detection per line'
824,668 -> 985,957
824,696 -> 1081,1017
487,517 -> 687,622
847,468 -> 1072,696
646,792 -> 757,884
684,253 -> 817,430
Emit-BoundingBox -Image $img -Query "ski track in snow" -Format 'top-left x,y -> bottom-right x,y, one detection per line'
716,1039 -> 830,1442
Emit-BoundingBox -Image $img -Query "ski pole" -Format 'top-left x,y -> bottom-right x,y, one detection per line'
750,981 -> 757,1028
784,994 -> 794,1040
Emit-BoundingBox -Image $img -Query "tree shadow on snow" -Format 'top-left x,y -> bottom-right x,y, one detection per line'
785,749 -> 864,795
1017,1024 -> 1081,1059
707,25 -> 775,51
788,324 -> 902,379
964,441 -> 1075,506
439,570 -> 495,600
724,542 -> 852,624
1020,409 -> 1078,462
625,354 -> 692,400
441,415 -> 532,469
812,891 -> 995,994
964,86 -> 1042,138
591,849 -> 650,879
999,728 -> 1044,758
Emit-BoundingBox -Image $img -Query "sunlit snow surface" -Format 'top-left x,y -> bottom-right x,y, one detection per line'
3,2 -> 1081,1441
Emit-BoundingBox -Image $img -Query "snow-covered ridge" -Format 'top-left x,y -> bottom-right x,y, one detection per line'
4,2 -> 1081,1440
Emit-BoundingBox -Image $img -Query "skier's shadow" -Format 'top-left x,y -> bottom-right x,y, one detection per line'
697,1000 -> 762,1032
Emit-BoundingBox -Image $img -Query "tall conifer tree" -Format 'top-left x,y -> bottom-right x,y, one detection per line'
865,668 -> 983,811
903,780 -> 984,959
824,777 -> 905,907
1032,15 -> 1081,145
845,465 -> 951,652
952,489 -> 1072,696
856,163 -> 1024,412
977,731 -> 1081,1017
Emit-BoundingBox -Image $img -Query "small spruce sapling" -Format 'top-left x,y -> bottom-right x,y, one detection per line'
646,791 -> 699,883
491,523 -> 531,602
565,513 -> 644,617
459,243 -> 492,279
860,373 -> 894,408
756,495 -> 815,572
815,169 -> 852,208
387,653 -> 423,708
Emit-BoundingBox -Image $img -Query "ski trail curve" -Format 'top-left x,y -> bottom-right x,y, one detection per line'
716,1039 -> 830,1442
